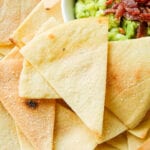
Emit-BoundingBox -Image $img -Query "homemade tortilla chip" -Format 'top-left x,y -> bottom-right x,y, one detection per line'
21,18 -> 108,135
54,103 -> 99,150
107,133 -> 128,150
16,127 -> 34,150
0,0 -> 40,46
0,102 -> 20,150
0,50 -> 55,150
11,0 -> 63,47
19,17 -> 60,99
106,37 -> 150,128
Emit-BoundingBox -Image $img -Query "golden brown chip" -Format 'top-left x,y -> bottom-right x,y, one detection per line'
0,0 -> 40,45
106,38 -> 150,129
0,49 -> 55,150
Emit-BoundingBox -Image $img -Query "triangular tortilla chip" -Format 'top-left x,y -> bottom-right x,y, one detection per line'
16,127 -> 34,150
54,103 -> 99,150
11,0 -> 63,47
0,102 -> 20,150
106,38 -> 150,128
21,18 -> 108,135
0,0 -> 40,46
127,131 -> 150,150
129,110 -> 150,139
0,50 -> 55,150
98,109 -> 127,144
95,143 -> 119,150
138,138 -> 150,150
107,133 -> 128,150
19,17 -> 60,99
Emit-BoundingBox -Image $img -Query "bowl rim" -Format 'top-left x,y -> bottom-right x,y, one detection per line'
61,0 -> 75,22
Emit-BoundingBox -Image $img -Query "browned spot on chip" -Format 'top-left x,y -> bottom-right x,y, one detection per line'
25,100 -> 39,109
49,34 -> 55,40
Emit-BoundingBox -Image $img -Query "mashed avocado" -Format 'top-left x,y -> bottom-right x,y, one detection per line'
75,0 -> 139,41
75,0 -> 106,18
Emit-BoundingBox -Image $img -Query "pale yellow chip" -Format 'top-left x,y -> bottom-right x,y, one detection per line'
16,127 -> 34,150
19,60 -> 59,99
0,50 -> 55,150
106,37 -> 150,129
21,18 -> 108,135
95,143 -> 119,150
0,0 -> 40,46
54,103 -> 99,150
19,17 -> 60,99
0,102 -> 20,150
107,133 -> 128,150
11,0 -> 63,47
128,110 -> 150,139
127,131 -> 150,150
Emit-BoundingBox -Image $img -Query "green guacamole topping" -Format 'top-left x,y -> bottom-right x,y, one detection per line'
75,0 -> 140,41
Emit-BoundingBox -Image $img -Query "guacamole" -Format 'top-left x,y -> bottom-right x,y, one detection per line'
75,0 -> 150,41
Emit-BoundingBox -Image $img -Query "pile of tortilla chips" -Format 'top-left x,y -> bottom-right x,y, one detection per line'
0,0 -> 150,150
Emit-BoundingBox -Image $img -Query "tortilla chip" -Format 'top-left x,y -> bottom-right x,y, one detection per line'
0,102 -> 20,149
54,103 -> 99,150
128,110 -> 150,139
0,0 -> 40,46
0,45 -> 14,56
98,109 -> 127,144
21,18 -> 108,135
138,138 -> 150,150
95,143 -> 119,150
19,17 -> 60,99
11,0 -> 63,47
0,50 -> 55,150
107,133 -> 128,150
19,60 -> 59,99
106,37 -> 150,129
16,127 -> 34,150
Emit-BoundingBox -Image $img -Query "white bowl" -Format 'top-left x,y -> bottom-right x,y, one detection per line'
61,0 -> 75,22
